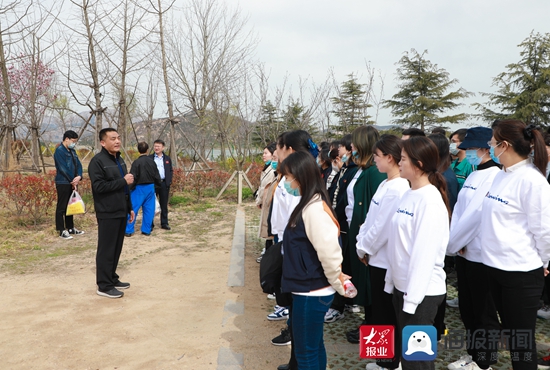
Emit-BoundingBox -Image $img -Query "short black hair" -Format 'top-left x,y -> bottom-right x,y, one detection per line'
154,139 -> 166,146
340,134 -> 352,152
431,127 -> 446,136
137,141 -> 149,154
450,129 -> 468,142
63,130 -> 78,141
402,127 -> 425,137
99,128 -> 118,141
265,142 -> 277,154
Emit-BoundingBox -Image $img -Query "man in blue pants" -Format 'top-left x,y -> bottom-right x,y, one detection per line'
125,142 -> 161,236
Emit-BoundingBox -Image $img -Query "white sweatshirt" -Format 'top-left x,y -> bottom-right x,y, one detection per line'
447,166 -> 500,263
356,178 -> 410,269
384,184 -> 449,314
480,160 -> 550,271
271,176 -> 301,241
345,169 -> 362,226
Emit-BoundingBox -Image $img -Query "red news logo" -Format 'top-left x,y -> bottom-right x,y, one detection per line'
359,325 -> 395,359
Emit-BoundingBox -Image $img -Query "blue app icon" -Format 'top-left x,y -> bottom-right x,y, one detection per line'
402,325 -> 437,361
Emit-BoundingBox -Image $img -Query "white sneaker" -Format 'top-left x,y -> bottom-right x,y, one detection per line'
461,362 -> 491,370
447,354 -> 472,370
267,293 -> 276,300
366,362 -> 401,369
345,304 -> 361,313
446,297 -> 459,308
324,308 -> 345,323
59,230 -> 73,240
538,304 -> 550,320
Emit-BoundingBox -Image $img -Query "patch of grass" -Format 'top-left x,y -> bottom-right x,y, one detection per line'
170,195 -> 192,206
191,202 -> 214,212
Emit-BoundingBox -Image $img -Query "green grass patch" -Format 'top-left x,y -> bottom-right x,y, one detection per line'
170,195 -> 192,206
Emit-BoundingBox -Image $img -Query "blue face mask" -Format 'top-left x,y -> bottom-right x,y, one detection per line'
465,149 -> 484,166
489,145 -> 501,164
352,150 -> 358,158
341,154 -> 349,163
68,142 -> 76,149
265,159 -> 271,165
271,161 -> 278,171
284,179 -> 300,196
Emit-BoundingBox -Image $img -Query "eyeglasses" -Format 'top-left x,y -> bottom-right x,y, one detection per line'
487,141 -> 502,148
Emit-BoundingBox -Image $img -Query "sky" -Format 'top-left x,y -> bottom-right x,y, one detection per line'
225,0 -> 550,129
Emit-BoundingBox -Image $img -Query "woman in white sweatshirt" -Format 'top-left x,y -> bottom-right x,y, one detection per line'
356,134 -> 409,370
481,119 -> 550,370
446,127 -> 501,370
384,136 -> 450,370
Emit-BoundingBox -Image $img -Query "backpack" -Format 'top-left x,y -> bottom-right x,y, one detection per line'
259,241 -> 283,294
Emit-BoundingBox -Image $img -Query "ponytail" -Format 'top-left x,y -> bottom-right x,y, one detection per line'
494,120 -> 549,176
527,126 -> 548,175
427,171 -> 450,217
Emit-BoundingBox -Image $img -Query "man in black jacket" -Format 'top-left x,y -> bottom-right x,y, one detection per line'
150,139 -> 173,230
125,141 -> 161,237
89,128 -> 135,299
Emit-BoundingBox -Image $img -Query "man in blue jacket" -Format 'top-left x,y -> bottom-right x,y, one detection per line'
54,130 -> 84,240
89,128 -> 134,299
149,139 -> 173,230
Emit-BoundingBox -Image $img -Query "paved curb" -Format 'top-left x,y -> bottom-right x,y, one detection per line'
218,207 -> 245,370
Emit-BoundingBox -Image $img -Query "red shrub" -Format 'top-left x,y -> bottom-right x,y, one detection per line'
0,174 -> 57,225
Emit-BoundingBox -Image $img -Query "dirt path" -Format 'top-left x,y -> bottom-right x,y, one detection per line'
0,202 -> 248,369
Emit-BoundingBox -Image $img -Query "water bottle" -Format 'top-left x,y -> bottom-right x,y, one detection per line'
344,279 -> 357,298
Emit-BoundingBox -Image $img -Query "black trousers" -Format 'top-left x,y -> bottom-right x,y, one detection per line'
486,265 -> 544,370
55,183 -> 74,232
96,217 -> 126,291
393,289 -> 444,370
155,181 -> 170,227
370,265 -> 400,369
455,257 -> 499,369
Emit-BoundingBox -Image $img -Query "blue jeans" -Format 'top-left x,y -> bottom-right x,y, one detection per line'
126,184 -> 156,234
291,293 -> 334,370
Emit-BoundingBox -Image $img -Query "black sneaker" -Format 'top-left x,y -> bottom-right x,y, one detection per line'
271,327 -> 291,346
114,281 -> 130,290
59,230 -> 73,240
538,354 -> 550,369
96,288 -> 124,299
68,228 -> 85,235
161,225 -> 171,230
346,327 -> 360,344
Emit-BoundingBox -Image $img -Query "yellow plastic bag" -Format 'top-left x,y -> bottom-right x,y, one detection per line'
66,190 -> 86,216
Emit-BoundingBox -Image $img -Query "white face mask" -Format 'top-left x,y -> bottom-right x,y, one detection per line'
449,143 -> 459,156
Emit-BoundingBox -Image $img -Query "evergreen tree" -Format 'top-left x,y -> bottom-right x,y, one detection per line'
383,49 -> 472,131
330,74 -> 372,136
282,100 -> 315,133
474,32 -> 550,126
254,100 -> 281,145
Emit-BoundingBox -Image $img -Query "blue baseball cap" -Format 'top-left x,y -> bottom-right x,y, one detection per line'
458,127 -> 493,149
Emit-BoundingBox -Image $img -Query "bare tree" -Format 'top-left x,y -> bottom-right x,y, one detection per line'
0,0 -> 34,170
97,0 -> 152,147
142,0 -> 179,163
57,0 -> 110,150
167,0 -> 257,159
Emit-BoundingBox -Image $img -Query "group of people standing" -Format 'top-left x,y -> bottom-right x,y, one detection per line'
255,119 -> 550,370
54,129 -> 173,299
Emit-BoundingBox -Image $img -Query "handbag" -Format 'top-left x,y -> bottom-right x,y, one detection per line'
155,196 -> 161,215
66,190 -> 86,215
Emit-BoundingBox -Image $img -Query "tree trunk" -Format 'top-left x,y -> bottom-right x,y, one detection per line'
157,0 -> 178,167
82,0 -> 103,151
0,34 -> 16,171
